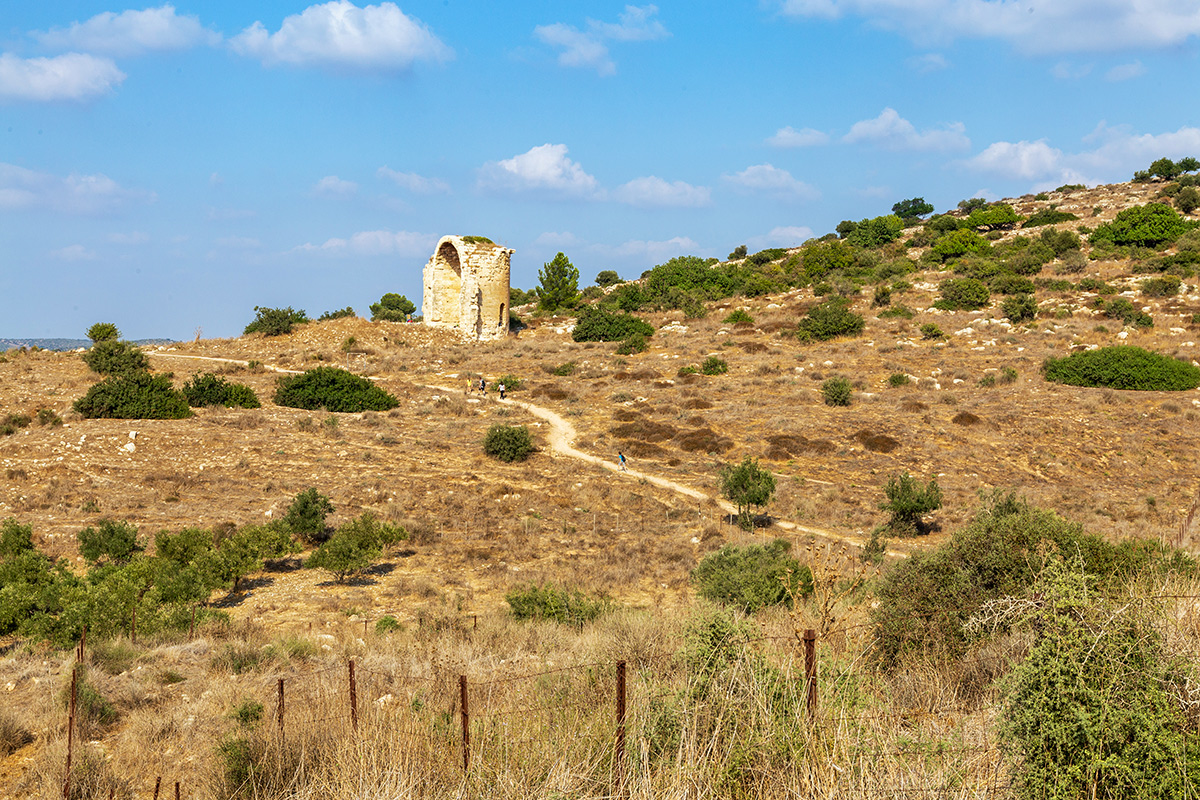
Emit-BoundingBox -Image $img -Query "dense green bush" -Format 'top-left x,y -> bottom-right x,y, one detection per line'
615,333 -> 648,355
880,472 -> 942,535
692,539 -> 813,613
700,356 -> 728,376
505,584 -> 609,625
78,519 -> 144,566
369,293 -> 415,322
796,297 -> 865,342
1100,297 -> 1154,328
73,372 -> 193,419
920,323 -> 944,339
273,367 -> 399,412
1078,277 -> 1117,295
82,339 -> 150,377
846,214 -> 904,248
1002,294 -> 1038,323
1091,203 -> 1191,248
595,270 -> 621,286
0,519 -> 33,558
317,307 -> 355,321
1043,346 -> 1200,390
483,424 -> 534,462
718,457 -> 777,529
244,306 -> 308,336
990,274 -> 1035,295
182,373 -> 260,408
1177,186 -> 1200,214
280,488 -> 334,544
934,277 -> 990,310
931,228 -> 989,260
892,197 -> 934,220
0,413 -> 31,436
1021,208 -> 1078,228
86,322 -> 120,343
572,306 -> 654,342
1141,275 -> 1182,297
821,377 -> 852,406
723,309 -> 754,324
871,494 -> 1190,667
306,512 -> 406,582
966,203 -> 1020,231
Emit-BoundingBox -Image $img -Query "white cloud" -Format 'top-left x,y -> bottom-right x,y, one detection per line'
766,126 -> 829,148
965,124 -> 1200,187
723,164 -> 819,200
0,53 -> 125,102
1051,61 -> 1093,80
612,176 -> 710,207
311,175 -> 358,196
613,236 -> 702,261
908,53 -> 949,73
231,1 -> 452,70
107,231 -> 149,244
533,231 -> 584,249
778,0 -> 1200,54
535,4 -> 668,76
34,5 -> 220,57
0,163 -> 150,213
1105,60 -> 1146,81
50,244 -> 96,261
377,166 -> 449,194
294,229 -> 436,257
747,226 -> 815,250
843,108 -> 969,151
478,143 -> 600,198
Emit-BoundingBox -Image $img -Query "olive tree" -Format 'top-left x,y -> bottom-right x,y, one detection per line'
719,457 -> 777,529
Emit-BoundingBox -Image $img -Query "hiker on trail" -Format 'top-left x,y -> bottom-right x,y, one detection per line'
498,382 -> 506,400
480,377 -> 486,394
618,451 -> 627,471
466,378 -> 472,395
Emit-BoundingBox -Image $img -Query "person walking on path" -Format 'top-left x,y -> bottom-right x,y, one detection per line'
618,451 -> 627,471
498,382 -> 506,400
479,377 -> 486,395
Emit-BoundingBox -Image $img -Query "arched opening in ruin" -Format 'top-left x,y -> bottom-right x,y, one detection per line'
431,241 -> 463,327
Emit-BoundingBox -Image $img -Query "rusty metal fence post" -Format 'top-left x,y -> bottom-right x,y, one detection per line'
349,659 -> 358,733
152,776 -> 161,800
804,629 -> 817,717
277,678 -> 285,741
614,660 -> 627,796
459,674 -> 470,772
62,665 -> 78,800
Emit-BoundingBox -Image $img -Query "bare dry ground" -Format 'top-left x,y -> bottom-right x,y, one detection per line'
1,179 -> 1199,795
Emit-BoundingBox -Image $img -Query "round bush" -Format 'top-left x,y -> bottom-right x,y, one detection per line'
82,339 -> 149,377
1003,294 -> 1038,323
1090,203 -> 1189,247
182,373 -> 261,408
244,306 -> 308,336
700,356 -> 728,375
934,277 -> 991,310
73,372 -> 193,419
796,297 -> 865,342
273,367 -> 399,412
691,539 -> 813,613
484,424 -> 534,462
1043,346 -> 1200,391
86,323 -> 120,343
822,377 -> 852,406
572,307 -> 654,342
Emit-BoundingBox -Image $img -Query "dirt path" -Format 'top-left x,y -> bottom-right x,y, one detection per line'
149,351 -> 878,552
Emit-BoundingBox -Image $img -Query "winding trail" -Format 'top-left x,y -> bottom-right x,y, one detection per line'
150,350 -> 876,552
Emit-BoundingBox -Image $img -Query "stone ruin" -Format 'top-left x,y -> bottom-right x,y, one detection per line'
421,235 -> 513,342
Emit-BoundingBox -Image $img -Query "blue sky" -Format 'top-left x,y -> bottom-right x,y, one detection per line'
4,1 -> 1200,339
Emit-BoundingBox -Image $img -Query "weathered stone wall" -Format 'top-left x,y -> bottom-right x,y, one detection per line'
422,236 -> 512,342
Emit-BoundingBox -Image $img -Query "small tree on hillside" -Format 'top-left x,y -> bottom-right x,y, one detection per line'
719,457 -> 777,530
281,488 -> 334,544
369,293 -> 416,321
86,323 -> 120,343
892,197 -> 935,220
536,252 -> 579,313
880,472 -> 942,535
77,519 -> 145,566
595,270 -> 621,287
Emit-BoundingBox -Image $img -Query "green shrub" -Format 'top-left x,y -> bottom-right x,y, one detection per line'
306,512 -> 405,582
871,285 -> 892,308
1091,203 -> 1190,247
0,413 -> 31,436
36,408 -> 63,427
931,228 -> 989,260
990,274 -> 1035,295
483,424 -> 534,462
317,307 -> 354,322
880,472 -> 942,535
595,270 -> 621,287
700,356 -> 728,375
1078,277 -> 1117,295
551,361 -> 576,376
505,584 -> 608,625
273,367 -> 399,412
1021,208 -> 1078,228
978,374 -> 996,388
934,277 -> 990,310
846,214 -> 904,248
182,373 -> 260,408
692,539 -> 813,613
1100,297 -> 1154,328
82,339 -> 150,376
966,203 -> 1020,231
496,373 -> 522,391
73,372 -> 193,419
1177,186 -> 1200,214
230,698 -> 264,727
280,488 -> 334,544
1000,366 -> 1019,384
1141,275 -> 1182,297
718,457 -> 777,529
375,615 -> 402,634
892,197 -> 934,219
821,376 -> 852,406
86,322 -> 120,343
796,296 -> 865,342
616,333 -> 648,355
1003,294 -> 1038,323
369,293 -> 415,321
572,306 -> 654,342
1043,345 -> 1200,390
879,304 -> 914,319
78,519 -> 144,566
0,519 -> 34,558
727,245 -> 748,261
244,306 -> 308,336
723,309 -> 754,324
920,323 -> 944,339
888,373 -> 910,387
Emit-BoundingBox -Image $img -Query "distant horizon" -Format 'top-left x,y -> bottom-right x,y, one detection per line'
5,2 -> 1200,340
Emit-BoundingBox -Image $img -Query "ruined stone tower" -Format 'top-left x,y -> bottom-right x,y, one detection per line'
421,235 -> 513,342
